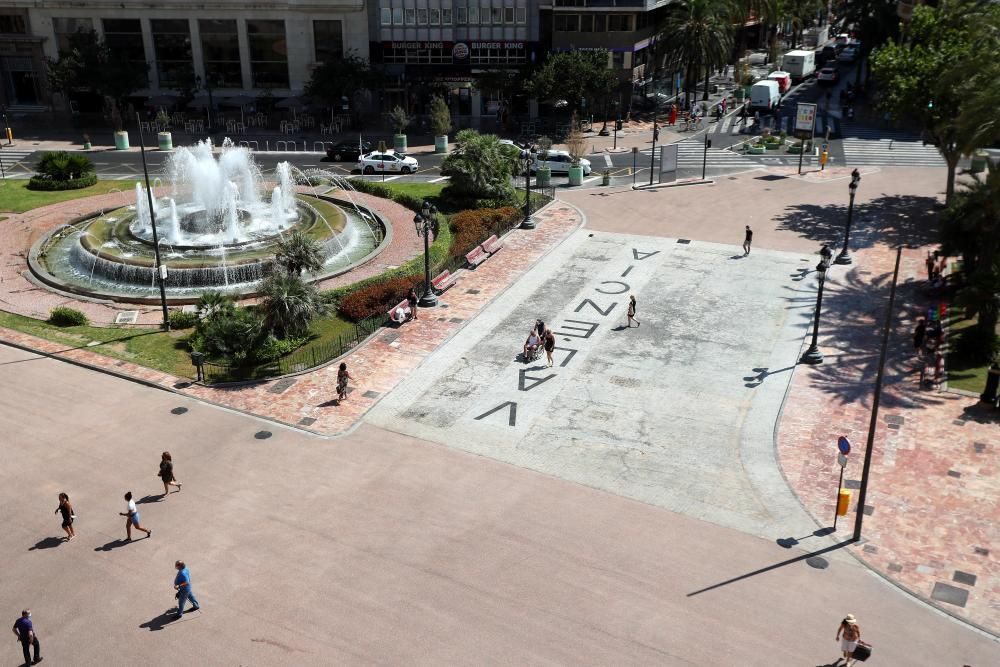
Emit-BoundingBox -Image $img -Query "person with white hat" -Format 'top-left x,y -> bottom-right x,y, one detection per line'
836,613 -> 861,665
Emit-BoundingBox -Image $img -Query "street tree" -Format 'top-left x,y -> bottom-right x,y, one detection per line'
46,29 -> 148,131
257,272 -> 331,338
274,231 -> 325,277
658,0 -> 734,104
440,129 -> 520,205
303,52 -> 382,125
871,0 -> 999,202
429,96 -> 452,137
528,50 -> 618,117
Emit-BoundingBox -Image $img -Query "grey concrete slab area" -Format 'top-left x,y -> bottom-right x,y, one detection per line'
369,230 -> 822,541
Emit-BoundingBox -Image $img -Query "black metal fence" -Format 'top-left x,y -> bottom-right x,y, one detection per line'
201,313 -> 387,384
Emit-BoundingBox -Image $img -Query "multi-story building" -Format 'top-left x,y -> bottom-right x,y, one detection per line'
0,1 -> 369,111
367,1 -> 543,126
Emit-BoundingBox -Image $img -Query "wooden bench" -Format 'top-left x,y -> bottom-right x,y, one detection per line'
386,299 -> 411,325
466,246 -> 489,268
431,270 -> 458,293
481,234 -> 503,255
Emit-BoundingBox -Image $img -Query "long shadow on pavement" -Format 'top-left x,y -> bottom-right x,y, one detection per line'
686,539 -> 854,597
94,538 -> 133,552
28,536 -> 64,550
139,609 -> 179,632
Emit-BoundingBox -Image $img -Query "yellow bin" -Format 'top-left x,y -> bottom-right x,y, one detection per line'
837,489 -> 852,516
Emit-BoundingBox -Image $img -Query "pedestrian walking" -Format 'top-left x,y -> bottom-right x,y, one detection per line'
740,102 -> 748,124
173,561 -> 201,619
912,318 -> 927,356
835,614 -> 861,665
336,362 -> 354,404
627,295 -> 640,327
11,609 -> 41,665
407,287 -> 419,321
743,225 -> 753,255
158,451 -> 182,496
544,329 -> 556,368
653,125 -> 660,142
54,493 -> 75,541
119,491 -> 151,541
669,104 -> 678,127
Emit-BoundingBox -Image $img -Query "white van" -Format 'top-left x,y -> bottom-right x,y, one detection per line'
782,50 -> 816,82
749,80 -> 781,113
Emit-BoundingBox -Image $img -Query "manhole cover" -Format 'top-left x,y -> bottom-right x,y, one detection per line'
268,378 -> 297,394
170,407 -> 188,415
806,557 -> 829,569
254,430 -> 272,440
173,381 -> 191,389
115,310 -> 139,325
676,238 -> 691,244
298,417 -> 316,426
930,582 -> 969,607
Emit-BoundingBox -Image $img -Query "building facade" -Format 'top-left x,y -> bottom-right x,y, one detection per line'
0,1 -> 369,110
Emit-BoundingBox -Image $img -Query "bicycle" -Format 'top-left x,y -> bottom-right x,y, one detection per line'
684,115 -> 704,132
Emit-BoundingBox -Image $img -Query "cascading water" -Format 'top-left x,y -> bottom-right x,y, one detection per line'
134,182 -> 151,235
277,162 -> 295,214
169,199 -> 180,244
271,187 -> 285,231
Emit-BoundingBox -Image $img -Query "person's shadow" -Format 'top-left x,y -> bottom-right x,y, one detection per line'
29,536 -> 64,551
139,609 -> 180,632
136,494 -> 163,504
94,538 -> 132,552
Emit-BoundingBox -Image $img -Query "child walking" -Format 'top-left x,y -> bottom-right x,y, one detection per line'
627,295 -> 640,327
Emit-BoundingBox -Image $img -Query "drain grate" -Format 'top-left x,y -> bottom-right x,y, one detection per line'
806,556 -> 829,569
953,571 -> 977,586
676,239 -> 691,244
930,582 -> 969,607
298,417 -> 316,426
170,407 -> 188,415
115,310 -> 139,325
268,378 -> 297,394
254,430 -> 272,440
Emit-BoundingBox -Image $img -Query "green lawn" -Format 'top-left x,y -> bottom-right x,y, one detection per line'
0,180 -> 130,214
946,316 -> 997,393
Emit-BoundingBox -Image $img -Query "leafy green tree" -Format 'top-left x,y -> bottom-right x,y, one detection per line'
871,0 -> 999,202
46,29 -> 148,131
440,129 -> 519,204
195,290 -> 235,323
659,0 -> 735,104
303,52 -> 382,123
429,96 -> 452,137
257,272 -> 331,338
388,106 -> 410,135
528,50 -> 618,116
835,0 -> 903,85
274,231 -> 325,277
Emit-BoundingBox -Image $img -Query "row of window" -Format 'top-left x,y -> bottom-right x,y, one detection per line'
382,45 -> 526,65
554,13 -> 636,32
380,6 -> 527,26
50,17 -> 344,89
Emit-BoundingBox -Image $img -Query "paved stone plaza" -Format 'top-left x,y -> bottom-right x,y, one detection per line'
370,231 -> 819,540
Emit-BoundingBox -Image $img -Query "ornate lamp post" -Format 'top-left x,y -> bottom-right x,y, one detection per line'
836,168 -> 862,265
520,146 -> 537,229
412,200 -> 439,307
801,244 -> 834,364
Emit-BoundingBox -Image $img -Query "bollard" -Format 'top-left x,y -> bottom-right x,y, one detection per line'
837,489 -> 851,516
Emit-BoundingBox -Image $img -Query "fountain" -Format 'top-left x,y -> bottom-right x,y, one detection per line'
31,138 -> 389,303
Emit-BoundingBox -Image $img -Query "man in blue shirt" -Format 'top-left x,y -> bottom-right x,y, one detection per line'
173,561 -> 201,619
11,609 -> 41,664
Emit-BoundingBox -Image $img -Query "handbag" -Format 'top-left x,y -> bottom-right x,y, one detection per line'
852,641 -> 872,662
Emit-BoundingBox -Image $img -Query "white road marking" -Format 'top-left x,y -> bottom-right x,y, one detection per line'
429,176 -> 450,183
604,154 -> 613,167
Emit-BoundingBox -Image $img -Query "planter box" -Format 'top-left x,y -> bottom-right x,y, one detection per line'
114,131 -> 130,151
970,151 -> 988,173
536,167 -> 551,187
786,144 -> 804,154
158,132 -> 173,151
568,165 -> 584,186
746,146 -> 766,155
434,135 -> 448,153
393,134 -> 407,153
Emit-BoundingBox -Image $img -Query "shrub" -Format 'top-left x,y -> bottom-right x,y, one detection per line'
48,306 -> 89,327
28,172 -> 98,191
191,306 -> 265,364
36,151 -> 95,181
254,334 -> 310,363
448,206 -> 521,259
388,105 -> 410,134
168,310 -> 199,329
338,274 -> 423,322
257,272 -> 331,337
429,95 -> 452,136
440,129 -> 518,204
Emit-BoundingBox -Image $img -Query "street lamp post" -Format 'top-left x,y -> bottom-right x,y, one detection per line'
836,168 -> 862,265
800,245 -> 834,364
520,147 -> 537,229
412,200 -> 439,308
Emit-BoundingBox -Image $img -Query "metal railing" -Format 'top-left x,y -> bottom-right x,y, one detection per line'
201,313 -> 387,384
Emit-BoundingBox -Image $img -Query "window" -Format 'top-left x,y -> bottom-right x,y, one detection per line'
405,9 -> 415,25
594,15 -> 606,31
554,15 -> 579,32
313,20 -> 344,65
53,17 -> 94,54
151,19 -> 192,88
430,8 -> 440,25
612,51 -> 625,69
0,14 -> 27,34
516,7 -> 527,24
103,19 -> 147,86
246,19 -> 288,88
580,15 -> 593,32
456,7 -> 467,24
442,8 -> 453,25
380,8 -> 391,25
482,6 -> 492,25
505,7 -> 515,24
608,15 -> 633,32
492,7 -> 502,24
417,8 -> 428,25
393,8 -> 404,24
200,19 -> 242,87
469,7 -> 479,24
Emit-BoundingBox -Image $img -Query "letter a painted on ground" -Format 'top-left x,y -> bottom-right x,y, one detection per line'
519,370 -> 556,392
474,401 -> 517,426
632,249 -> 660,261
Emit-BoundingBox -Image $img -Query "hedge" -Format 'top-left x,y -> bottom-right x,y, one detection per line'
449,206 -> 520,260
27,172 -> 98,191
338,274 -> 424,322
48,306 -> 89,326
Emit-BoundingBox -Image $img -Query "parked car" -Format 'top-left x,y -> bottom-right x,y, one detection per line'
531,150 -> 592,176
326,141 -> 372,161
837,47 -> 858,63
357,151 -> 419,174
821,45 -> 838,64
817,67 -> 840,84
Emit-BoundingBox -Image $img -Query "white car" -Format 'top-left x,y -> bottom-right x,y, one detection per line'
531,150 -> 592,175
357,151 -> 419,175
817,67 -> 839,84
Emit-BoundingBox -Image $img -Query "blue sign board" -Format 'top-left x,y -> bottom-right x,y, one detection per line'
837,436 -> 851,455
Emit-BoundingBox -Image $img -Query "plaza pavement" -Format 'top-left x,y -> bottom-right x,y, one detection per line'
2,343 -> 997,666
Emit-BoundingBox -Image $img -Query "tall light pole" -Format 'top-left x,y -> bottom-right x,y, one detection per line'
648,117 -> 658,186
520,147 -> 537,229
412,200 -> 438,307
135,113 -> 170,330
800,245 -> 834,364
836,168 -> 861,264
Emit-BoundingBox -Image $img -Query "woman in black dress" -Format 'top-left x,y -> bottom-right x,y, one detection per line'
337,362 -> 355,403
407,288 -> 419,321
55,492 -> 75,540
158,451 -> 182,496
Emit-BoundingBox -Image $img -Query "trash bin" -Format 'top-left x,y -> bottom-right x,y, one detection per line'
981,363 -> 1000,404
837,489 -> 852,516
602,169 -> 611,186
970,150 -> 988,174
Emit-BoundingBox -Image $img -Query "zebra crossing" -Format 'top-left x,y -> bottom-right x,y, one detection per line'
702,113 -> 842,138
636,139 -> 758,170
840,124 -> 945,167
0,148 -> 34,173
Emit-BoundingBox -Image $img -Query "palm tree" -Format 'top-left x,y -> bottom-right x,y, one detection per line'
659,0 -> 735,105
195,290 -> 235,323
256,273 -> 331,337
274,230 -> 325,277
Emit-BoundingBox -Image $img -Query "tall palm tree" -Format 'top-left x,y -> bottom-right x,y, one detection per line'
659,0 -> 735,106
274,230 -> 325,277
257,273 -> 331,337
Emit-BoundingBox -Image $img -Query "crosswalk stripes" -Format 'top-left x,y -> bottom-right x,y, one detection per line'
705,114 -> 842,138
637,139 -> 757,169
840,124 -> 945,167
0,148 -> 34,171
